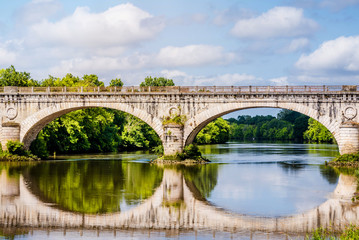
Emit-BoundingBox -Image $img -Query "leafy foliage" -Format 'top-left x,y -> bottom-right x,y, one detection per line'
277,109 -> 309,141
0,65 -> 39,86
109,78 -> 124,87
7,141 -> 27,156
304,118 -> 335,143
306,225 -> 359,240
195,118 -> 230,144
28,74 -> 162,157
228,114 -> 295,141
177,144 -> 206,161
162,114 -> 187,126
140,76 -> 175,87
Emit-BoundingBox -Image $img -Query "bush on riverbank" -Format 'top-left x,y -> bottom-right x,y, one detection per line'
307,225 -> 359,239
0,141 -> 40,162
329,153 -> 359,167
153,144 -> 209,163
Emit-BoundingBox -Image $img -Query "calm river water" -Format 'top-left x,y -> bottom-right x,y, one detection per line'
1,142 -> 358,239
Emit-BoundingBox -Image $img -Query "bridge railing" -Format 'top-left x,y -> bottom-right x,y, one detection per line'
0,85 -> 357,94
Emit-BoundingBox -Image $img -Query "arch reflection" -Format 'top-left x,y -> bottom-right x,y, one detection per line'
0,165 -> 358,233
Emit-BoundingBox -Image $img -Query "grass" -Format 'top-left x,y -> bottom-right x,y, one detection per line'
0,151 -> 40,161
306,225 -> 359,240
329,153 -> 359,167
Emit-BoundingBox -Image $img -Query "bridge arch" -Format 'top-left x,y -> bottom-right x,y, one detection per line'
184,102 -> 339,147
20,102 -> 163,149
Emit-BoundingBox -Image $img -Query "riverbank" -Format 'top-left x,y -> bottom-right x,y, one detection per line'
0,152 -> 40,162
307,225 -> 359,239
150,158 -> 209,165
328,153 -> 359,167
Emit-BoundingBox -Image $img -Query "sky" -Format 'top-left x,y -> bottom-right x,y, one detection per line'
1,0 -> 359,88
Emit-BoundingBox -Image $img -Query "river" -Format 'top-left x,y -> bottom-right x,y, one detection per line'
0,142 -> 358,239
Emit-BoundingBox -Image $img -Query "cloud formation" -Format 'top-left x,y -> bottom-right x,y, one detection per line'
296,36 -> 359,74
231,7 -> 318,39
49,44 -> 237,77
156,45 -> 236,67
160,70 -> 262,86
28,3 -> 165,49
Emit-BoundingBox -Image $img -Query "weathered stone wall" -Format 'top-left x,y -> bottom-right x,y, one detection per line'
0,91 -> 358,154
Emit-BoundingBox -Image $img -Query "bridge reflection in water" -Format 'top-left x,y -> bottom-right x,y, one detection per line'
0,168 -> 358,234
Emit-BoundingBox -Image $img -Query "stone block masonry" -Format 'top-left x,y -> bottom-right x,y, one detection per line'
0,85 -> 358,155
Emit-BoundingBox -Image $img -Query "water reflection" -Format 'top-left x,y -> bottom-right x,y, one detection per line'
25,160 -> 163,213
1,143 -> 358,239
0,165 -> 358,233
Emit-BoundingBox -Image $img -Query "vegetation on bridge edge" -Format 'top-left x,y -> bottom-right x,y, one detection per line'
328,153 -> 359,167
151,144 -> 210,164
306,225 -> 359,239
0,141 -> 40,162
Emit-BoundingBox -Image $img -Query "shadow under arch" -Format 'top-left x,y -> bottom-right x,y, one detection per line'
184,104 -> 338,146
20,102 -> 163,149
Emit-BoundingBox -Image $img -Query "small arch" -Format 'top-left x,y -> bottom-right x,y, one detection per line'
184,102 -> 339,146
20,102 -> 163,149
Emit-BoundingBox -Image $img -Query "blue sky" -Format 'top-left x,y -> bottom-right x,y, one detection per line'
1,0 -> 359,88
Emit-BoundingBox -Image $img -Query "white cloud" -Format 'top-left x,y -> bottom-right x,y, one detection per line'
28,3 -> 165,48
161,70 -> 262,86
156,45 -> 236,67
269,76 -> 289,85
295,36 -> 359,73
49,44 -> 237,77
231,7 -> 318,39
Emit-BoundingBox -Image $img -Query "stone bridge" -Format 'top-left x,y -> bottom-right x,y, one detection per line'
0,85 -> 359,155
0,168 -> 358,233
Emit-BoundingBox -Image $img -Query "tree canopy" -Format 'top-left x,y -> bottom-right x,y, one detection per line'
0,65 -> 39,87
140,76 -> 175,87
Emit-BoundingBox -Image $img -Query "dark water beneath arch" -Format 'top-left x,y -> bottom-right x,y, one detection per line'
1,142 -> 355,240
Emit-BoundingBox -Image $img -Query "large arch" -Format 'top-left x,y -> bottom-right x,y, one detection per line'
20,102 -> 163,149
184,101 -> 339,147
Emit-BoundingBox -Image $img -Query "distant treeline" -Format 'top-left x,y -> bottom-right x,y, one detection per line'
195,110 -> 335,145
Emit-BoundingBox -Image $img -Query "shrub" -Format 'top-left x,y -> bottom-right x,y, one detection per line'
7,141 -> 26,156
177,144 -> 204,160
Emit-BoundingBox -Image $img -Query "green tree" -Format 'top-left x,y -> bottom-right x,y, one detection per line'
0,65 -> 39,86
120,115 -> 161,150
277,109 -> 309,140
140,76 -> 175,87
109,78 -> 124,87
82,74 -> 104,87
303,118 -> 335,143
195,118 -> 230,144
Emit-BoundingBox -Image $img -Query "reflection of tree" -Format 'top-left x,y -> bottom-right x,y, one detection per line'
319,165 -> 339,184
27,161 -> 163,214
182,164 -> 219,198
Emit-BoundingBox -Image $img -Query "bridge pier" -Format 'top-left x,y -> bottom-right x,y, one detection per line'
338,123 -> 359,155
1,122 -> 21,151
163,124 -> 184,155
